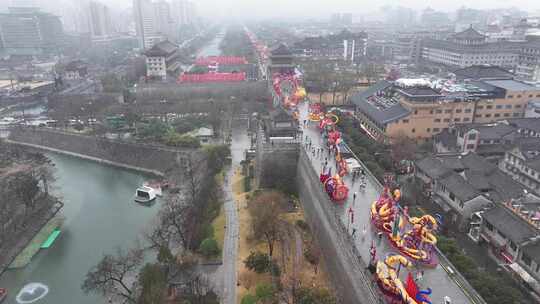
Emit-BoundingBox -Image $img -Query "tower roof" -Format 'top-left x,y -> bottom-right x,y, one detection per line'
453,26 -> 486,40
271,43 -> 292,56
143,40 -> 178,57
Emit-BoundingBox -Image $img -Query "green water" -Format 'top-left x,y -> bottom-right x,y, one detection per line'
0,153 -> 160,304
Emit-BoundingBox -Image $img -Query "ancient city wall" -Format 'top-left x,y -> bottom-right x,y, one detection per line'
8,128 -> 191,176
296,150 -> 380,304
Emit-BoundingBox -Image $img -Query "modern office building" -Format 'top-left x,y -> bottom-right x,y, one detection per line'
351,78 -> 540,142
133,0 -> 171,49
392,30 -> 452,63
293,29 -> 367,63
516,35 -> 540,84
153,0 -> 173,38
0,7 -> 64,56
171,0 -> 196,26
88,1 -> 114,38
421,26 -> 520,68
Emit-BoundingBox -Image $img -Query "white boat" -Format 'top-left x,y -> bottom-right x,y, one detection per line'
134,186 -> 157,203
143,181 -> 163,197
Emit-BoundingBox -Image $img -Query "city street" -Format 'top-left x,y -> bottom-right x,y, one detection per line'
298,102 -> 471,304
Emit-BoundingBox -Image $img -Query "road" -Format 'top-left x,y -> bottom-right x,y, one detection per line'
298,102 -> 472,304
219,118 -> 250,304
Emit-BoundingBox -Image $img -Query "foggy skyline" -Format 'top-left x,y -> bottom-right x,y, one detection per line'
2,0 -> 540,20
109,0 -> 540,19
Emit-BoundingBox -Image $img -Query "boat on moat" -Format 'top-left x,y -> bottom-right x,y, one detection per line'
134,186 -> 157,203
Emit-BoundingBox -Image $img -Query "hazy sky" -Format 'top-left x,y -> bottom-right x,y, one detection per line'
5,0 -> 540,19
107,0 -> 540,19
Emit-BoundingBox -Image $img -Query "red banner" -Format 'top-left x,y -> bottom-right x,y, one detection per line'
178,72 -> 246,83
194,56 -> 248,66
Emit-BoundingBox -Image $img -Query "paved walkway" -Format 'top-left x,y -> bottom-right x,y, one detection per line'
220,118 -> 249,304
298,102 -> 471,304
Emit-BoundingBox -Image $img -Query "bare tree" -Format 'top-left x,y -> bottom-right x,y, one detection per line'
145,195 -> 195,251
183,153 -> 207,202
304,241 -> 321,274
248,191 -> 286,256
390,132 -> 417,165
9,171 -> 39,215
81,247 -> 144,303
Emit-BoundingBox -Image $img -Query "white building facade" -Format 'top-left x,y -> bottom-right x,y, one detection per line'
422,26 -> 520,68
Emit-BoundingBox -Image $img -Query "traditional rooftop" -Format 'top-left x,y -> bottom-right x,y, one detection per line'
453,65 -> 514,81
144,40 -> 178,57
507,118 -> 540,134
522,241 -> 540,265
483,206 -> 538,244
453,26 -> 487,41
484,79 -> 540,92
270,43 -> 293,56
454,122 -> 518,141
416,152 -> 526,203
440,173 -> 480,201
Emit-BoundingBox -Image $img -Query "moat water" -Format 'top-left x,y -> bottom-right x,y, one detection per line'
0,153 -> 160,304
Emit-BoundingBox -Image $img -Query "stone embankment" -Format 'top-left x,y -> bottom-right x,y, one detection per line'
8,128 -> 192,176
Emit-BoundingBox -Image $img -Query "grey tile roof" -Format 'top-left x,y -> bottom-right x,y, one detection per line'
525,156 -> 540,172
460,153 -> 498,174
453,65 -> 514,80
417,152 -> 523,203
144,40 -> 178,56
475,144 -> 512,155
453,27 -> 486,40
434,129 -> 457,149
271,43 -> 292,56
522,241 -> 540,265
453,123 -> 518,141
485,171 -> 526,202
483,206 -> 538,244
464,170 -> 490,190
477,124 -> 518,140
507,118 -> 540,133
484,79 -> 540,92
515,137 -> 540,156
415,156 -> 451,179
440,156 -> 466,171
351,81 -> 411,125
440,173 -> 480,201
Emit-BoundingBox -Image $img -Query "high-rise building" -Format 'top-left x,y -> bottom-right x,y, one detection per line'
342,13 -> 353,25
188,1 -> 197,25
89,1 -> 113,37
133,0 -> 167,49
172,0 -> 197,25
0,7 -> 64,56
171,0 -> 186,25
153,0 -> 173,38
293,30 -> 367,63
330,13 -> 353,25
420,7 -> 451,28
